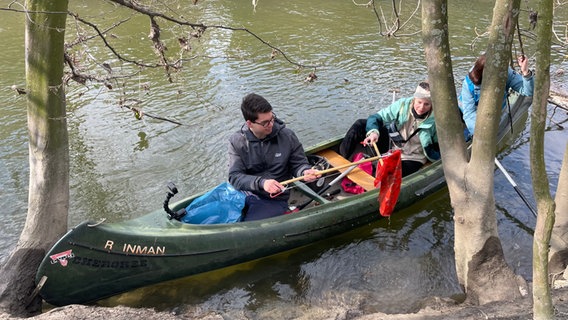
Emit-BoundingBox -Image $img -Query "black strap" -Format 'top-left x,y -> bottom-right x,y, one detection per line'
390,108 -> 422,144
402,127 -> 422,143
505,92 -> 514,135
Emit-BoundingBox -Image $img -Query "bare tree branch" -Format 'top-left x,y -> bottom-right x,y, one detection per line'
352,0 -> 421,38
68,11 -> 163,69
106,0 -> 316,69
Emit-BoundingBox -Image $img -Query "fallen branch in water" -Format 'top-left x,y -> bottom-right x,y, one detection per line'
130,107 -> 184,126
547,89 -> 568,129
549,90 -> 568,112
120,100 -> 184,126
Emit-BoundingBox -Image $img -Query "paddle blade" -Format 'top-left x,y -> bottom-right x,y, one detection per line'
374,149 -> 402,217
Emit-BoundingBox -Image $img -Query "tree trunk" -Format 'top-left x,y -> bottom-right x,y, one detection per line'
422,0 -> 523,305
549,143 -> 568,275
530,1 -> 556,319
0,0 -> 70,317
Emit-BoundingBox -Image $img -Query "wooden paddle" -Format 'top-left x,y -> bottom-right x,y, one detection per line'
279,154 -> 383,186
372,142 -> 383,165
294,163 -> 359,210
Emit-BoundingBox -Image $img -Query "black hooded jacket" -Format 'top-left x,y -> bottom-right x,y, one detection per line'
228,119 -> 311,200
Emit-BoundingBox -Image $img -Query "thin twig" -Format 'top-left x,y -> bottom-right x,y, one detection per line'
120,100 -> 185,126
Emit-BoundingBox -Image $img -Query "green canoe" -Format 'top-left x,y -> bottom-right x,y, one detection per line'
35,93 -> 531,306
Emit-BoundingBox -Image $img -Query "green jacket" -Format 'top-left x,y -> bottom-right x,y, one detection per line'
365,97 -> 440,162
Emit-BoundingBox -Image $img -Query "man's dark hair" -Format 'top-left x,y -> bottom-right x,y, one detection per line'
241,93 -> 273,122
469,54 -> 486,86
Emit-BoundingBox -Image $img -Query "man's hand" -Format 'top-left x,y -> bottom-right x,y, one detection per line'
518,55 -> 530,77
263,179 -> 285,194
302,168 -> 321,182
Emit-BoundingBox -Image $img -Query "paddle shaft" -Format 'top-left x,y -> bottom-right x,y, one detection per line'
280,154 -> 382,186
296,164 -> 358,210
494,158 -> 537,217
372,142 -> 384,166
320,162 -> 358,188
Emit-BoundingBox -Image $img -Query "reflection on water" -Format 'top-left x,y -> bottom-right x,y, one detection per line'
135,132 -> 149,152
1,0 -> 568,318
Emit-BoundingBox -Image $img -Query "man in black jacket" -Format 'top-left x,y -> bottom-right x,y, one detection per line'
228,93 -> 319,221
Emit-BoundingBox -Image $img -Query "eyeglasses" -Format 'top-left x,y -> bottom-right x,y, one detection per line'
254,114 -> 275,128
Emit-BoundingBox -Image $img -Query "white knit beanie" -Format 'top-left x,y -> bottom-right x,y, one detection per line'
413,85 -> 431,99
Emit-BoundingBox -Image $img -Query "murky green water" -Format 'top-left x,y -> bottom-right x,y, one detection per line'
1,0 -> 567,317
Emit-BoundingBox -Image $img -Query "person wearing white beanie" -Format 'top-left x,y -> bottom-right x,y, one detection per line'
339,81 -> 440,177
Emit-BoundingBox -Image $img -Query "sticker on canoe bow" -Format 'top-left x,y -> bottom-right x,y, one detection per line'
49,249 -> 75,267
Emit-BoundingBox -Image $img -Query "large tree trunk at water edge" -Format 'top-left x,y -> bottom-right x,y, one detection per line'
549,144 -> 568,275
0,0 -> 70,316
422,0 -> 524,304
452,180 -> 523,305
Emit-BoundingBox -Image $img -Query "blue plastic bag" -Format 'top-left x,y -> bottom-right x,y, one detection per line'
181,182 -> 245,224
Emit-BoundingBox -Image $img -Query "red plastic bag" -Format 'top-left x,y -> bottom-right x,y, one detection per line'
374,149 -> 402,217
341,152 -> 373,194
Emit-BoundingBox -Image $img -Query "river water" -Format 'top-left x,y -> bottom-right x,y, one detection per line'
1,0 -> 567,318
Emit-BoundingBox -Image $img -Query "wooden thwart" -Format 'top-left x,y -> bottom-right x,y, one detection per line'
316,149 -> 376,191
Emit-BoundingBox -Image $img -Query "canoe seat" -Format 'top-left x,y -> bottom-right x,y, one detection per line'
316,149 -> 376,191
292,181 -> 330,205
